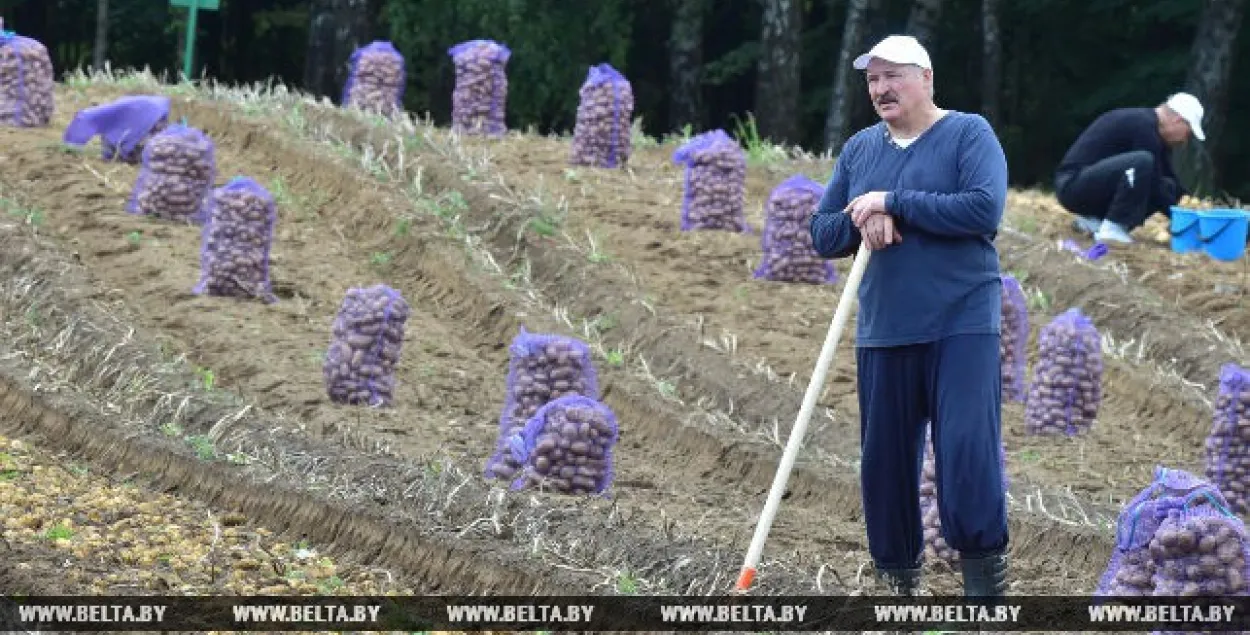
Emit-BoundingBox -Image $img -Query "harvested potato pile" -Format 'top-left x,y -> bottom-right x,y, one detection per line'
193,176 -> 277,302
125,124 -> 216,224
62,95 -> 171,164
1149,504 -> 1249,596
1095,466 -> 1223,596
753,175 -> 836,284
1204,363 -> 1250,514
0,33 -> 54,127
919,424 -> 1009,564
342,41 -> 405,117
448,39 -> 510,136
1000,273 -> 1030,402
506,395 -> 619,495
672,130 -> 748,232
1023,307 -> 1102,435
324,284 -> 410,407
485,328 -> 600,482
569,63 -> 633,169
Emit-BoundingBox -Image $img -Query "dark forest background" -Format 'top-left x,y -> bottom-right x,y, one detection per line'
1,0 -> 1246,199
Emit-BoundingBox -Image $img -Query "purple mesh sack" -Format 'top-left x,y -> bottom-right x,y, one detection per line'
62,95 -> 170,163
672,130 -> 748,232
919,422 -> 1008,565
1000,273 -> 1030,402
193,176 -> 277,303
341,41 -> 406,117
1204,363 -> 1250,515
1148,498 -> 1249,598
323,285 -> 410,407
569,63 -> 633,169
753,175 -> 836,284
1095,467 -> 1227,597
448,39 -> 510,136
484,327 -> 600,482
505,394 -> 619,496
0,32 -> 54,128
1023,308 -> 1102,435
125,123 -> 216,224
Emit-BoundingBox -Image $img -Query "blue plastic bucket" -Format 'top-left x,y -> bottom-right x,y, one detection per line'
1169,206 -> 1201,253
1198,208 -> 1250,262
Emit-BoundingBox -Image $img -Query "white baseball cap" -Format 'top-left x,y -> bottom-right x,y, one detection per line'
853,35 -> 932,71
1166,92 -> 1206,141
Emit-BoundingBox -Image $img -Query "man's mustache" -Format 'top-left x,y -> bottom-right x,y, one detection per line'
875,94 -> 898,105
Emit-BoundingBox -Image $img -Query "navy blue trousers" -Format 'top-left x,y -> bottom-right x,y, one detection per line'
856,333 -> 1010,569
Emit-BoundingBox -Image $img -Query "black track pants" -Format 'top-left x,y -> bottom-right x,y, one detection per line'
1056,150 -> 1157,231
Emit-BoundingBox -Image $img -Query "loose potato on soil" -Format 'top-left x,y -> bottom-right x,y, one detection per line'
125,124 -> 216,224
1000,273 -> 1030,402
672,130 -> 748,233
753,175 -> 836,285
506,395 -> 620,496
0,33 -> 54,128
324,285 -> 410,407
569,63 -> 633,169
1023,308 -> 1102,436
448,39 -> 510,137
342,41 -> 405,117
193,176 -> 277,303
1204,363 -> 1250,515
484,328 -> 600,482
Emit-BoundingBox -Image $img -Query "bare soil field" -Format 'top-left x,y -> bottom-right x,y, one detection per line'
0,68 -> 1243,612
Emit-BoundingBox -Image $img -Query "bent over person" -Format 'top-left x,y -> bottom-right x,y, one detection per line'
808,34 -> 1010,597
1053,92 -> 1204,244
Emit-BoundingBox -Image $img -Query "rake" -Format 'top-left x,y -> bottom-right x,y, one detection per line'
735,245 -> 871,591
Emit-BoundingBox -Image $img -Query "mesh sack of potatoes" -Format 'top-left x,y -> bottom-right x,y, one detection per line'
1000,273 -> 1030,402
447,39 -> 510,136
0,31 -> 54,128
672,130 -> 749,232
753,174 -> 837,285
1023,307 -> 1102,436
1204,363 -> 1250,515
569,63 -> 633,169
341,41 -> 406,117
1094,466 -> 1225,596
484,327 -> 600,482
919,423 -> 1009,565
193,176 -> 277,303
323,285 -> 410,407
125,123 -> 217,224
1148,498 -> 1250,598
505,394 -> 619,496
62,95 -> 171,164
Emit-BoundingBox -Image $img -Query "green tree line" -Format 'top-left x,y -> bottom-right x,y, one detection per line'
3,0 -> 1246,200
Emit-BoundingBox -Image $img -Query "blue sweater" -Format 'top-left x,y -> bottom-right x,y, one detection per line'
809,111 -> 1008,348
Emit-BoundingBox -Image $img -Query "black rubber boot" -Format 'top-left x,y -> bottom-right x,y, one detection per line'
875,566 -> 922,596
960,551 -> 1009,597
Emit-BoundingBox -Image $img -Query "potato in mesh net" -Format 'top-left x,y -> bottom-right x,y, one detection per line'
323,285 -> 410,407
999,273 -> 1030,402
1148,501 -> 1249,597
1022,307 -> 1102,435
342,41 -> 406,117
447,39 -> 510,136
62,95 -> 171,164
193,177 -> 277,303
753,174 -> 836,284
1204,363 -> 1250,515
569,63 -> 633,168
484,328 -> 600,482
505,394 -> 619,496
125,123 -> 216,224
671,130 -> 749,233
0,32 -> 54,128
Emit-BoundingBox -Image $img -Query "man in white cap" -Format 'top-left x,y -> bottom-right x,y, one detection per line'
809,35 -> 1010,598
1054,92 -> 1205,244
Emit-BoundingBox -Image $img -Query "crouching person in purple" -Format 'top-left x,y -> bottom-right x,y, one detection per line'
808,35 -> 1010,597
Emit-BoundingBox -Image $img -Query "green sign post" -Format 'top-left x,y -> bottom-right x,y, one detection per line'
170,0 -> 219,81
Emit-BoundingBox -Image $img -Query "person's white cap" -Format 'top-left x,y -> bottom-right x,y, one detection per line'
1166,92 -> 1206,141
853,35 -> 932,71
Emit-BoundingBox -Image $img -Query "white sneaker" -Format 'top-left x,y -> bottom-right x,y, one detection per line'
1071,215 -> 1101,236
1094,219 -> 1134,244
